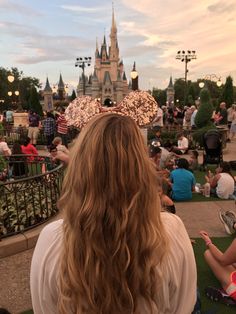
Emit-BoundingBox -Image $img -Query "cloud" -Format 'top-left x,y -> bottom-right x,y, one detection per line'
60,4 -> 104,13
0,0 -> 42,16
208,1 -> 236,13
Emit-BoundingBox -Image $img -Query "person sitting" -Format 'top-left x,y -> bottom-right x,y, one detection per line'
52,136 -> 69,154
0,136 -> 11,157
189,150 -> 199,171
49,144 -> 69,166
157,177 -> 176,214
170,158 -> 196,201
151,126 -> 162,147
21,136 -> 38,161
9,142 -> 27,178
205,161 -> 235,199
171,132 -> 189,155
199,229 -> 236,305
149,144 -> 174,171
30,113 -> 197,314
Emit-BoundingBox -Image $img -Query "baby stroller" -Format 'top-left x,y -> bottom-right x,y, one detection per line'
202,129 -> 223,170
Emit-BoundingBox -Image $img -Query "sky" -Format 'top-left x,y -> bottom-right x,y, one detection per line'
1,0 -> 236,92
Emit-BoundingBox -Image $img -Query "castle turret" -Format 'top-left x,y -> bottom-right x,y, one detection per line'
166,76 -> 175,107
101,35 -> 108,62
109,6 -> 119,81
58,73 -> 65,100
43,77 -> 53,111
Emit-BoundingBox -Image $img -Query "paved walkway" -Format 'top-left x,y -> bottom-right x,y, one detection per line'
1,139 -> 236,313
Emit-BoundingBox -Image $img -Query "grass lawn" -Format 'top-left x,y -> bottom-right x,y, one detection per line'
194,236 -> 236,313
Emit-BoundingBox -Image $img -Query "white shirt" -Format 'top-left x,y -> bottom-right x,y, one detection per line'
177,137 -> 189,153
191,110 -> 198,126
0,141 -> 11,156
216,173 -> 235,199
153,107 -> 163,127
30,213 -> 197,314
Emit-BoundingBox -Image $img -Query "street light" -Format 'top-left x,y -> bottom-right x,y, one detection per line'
75,56 -> 92,95
7,75 -> 14,83
199,74 -> 222,88
176,50 -> 197,105
130,61 -> 139,91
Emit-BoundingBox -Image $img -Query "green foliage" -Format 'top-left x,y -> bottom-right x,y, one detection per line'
192,124 -> 216,147
219,75 -> 234,108
70,89 -> 77,102
29,86 -> 43,116
186,83 -> 196,105
0,67 -> 40,111
174,79 -> 185,106
152,88 -> 166,106
195,89 -> 213,128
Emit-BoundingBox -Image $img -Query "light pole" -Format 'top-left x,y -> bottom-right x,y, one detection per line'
176,50 -> 197,105
199,74 -> 222,89
75,57 -> 92,95
130,62 -> 139,91
7,74 -> 20,110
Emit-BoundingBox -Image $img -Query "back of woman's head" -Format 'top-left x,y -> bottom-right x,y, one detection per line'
58,113 -> 168,314
22,136 -> 30,146
12,142 -> 22,154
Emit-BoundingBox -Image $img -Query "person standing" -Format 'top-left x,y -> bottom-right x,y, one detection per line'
28,111 -> 40,146
229,105 -> 236,140
0,136 -> 11,156
152,103 -> 163,128
57,108 -> 68,147
218,102 -> 228,126
43,112 -> 56,148
190,106 -> 198,130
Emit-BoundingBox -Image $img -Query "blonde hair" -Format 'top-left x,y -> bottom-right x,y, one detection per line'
58,113 -> 169,314
52,136 -> 62,145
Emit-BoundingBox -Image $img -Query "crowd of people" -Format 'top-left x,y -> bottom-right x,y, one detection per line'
152,102 -> 236,134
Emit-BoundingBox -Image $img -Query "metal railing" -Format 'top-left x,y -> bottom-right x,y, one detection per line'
0,155 -> 64,238
0,125 -> 79,145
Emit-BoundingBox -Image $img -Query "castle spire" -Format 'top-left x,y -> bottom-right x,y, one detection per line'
44,77 -> 52,92
168,75 -> 173,88
111,2 -> 117,33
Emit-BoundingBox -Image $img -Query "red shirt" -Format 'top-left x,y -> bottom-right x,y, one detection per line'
57,114 -> 68,134
21,144 -> 38,161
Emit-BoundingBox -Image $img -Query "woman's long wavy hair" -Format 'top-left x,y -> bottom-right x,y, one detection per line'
58,113 -> 169,313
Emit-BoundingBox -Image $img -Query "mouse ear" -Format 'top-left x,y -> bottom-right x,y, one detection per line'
119,90 -> 158,126
65,96 -> 102,129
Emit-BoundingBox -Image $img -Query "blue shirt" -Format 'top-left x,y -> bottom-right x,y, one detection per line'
170,168 -> 196,201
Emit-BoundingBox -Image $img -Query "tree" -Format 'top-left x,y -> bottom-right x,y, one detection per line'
195,88 -> 214,128
219,76 -> 234,108
70,90 -> 77,102
174,79 -> 185,106
29,86 -> 43,116
0,67 -> 40,111
186,83 -> 196,105
152,88 -> 166,106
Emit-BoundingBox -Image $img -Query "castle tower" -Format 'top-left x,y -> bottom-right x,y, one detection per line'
43,77 -> 53,111
77,8 -> 129,105
166,76 -> 175,107
58,73 -> 65,100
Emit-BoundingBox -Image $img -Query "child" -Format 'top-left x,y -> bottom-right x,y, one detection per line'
52,137 -> 69,154
189,150 -> 199,171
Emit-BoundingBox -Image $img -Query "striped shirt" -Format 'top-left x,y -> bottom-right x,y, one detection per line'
57,114 -> 68,134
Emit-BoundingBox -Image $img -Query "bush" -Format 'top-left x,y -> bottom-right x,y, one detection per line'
195,88 -> 213,128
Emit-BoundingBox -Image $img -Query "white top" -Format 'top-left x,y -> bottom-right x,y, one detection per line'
191,110 -> 198,126
216,173 -> 235,199
153,107 -> 163,127
177,137 -> 189,153
0,141 -> 11,156
30,213 -> 197,314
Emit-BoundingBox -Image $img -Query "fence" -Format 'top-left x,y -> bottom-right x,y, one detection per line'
0,155 -> 64,238
0,125 -> 79,145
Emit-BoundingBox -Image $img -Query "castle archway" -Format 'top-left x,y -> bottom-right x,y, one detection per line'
104,98 -> 112,107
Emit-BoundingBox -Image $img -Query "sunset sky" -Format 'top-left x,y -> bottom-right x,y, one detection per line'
1,0 -> 236,92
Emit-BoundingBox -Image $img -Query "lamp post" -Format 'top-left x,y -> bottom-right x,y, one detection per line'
176,50 -> 197,105
75,57 -> 92,95
130,62 -> 139,91
199,74 -> 222,89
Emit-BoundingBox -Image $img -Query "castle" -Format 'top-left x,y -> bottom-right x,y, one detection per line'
76,9 -> 130,106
